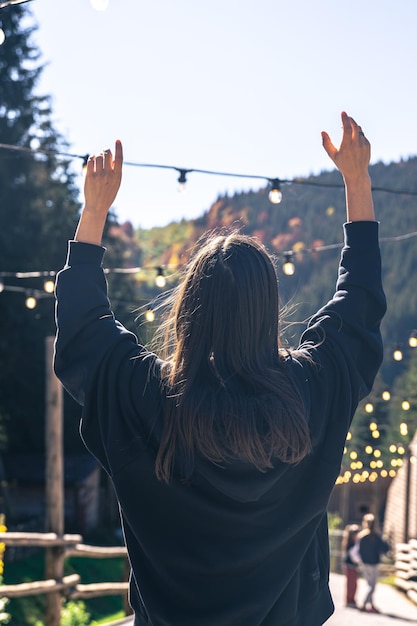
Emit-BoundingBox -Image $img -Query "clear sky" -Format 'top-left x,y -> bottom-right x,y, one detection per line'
26,0 -> 417,228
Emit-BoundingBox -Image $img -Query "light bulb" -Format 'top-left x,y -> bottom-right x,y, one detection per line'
365,402 -> 374,413
282,254 -> 295,276
177,170 -> 187,193
0,29 -> 5,46
145,309 -> 155,322
43,279 -> 55,294
25,295 -> 37,309
155,268 -> 166,288
382,390 -> 390,401
393,348 -> 403,361
268,179 -> 282,204
409,331 -> 417,347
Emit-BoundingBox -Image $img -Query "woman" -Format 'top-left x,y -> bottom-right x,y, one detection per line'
54,112 -> 386,625
342,524 -> 360,608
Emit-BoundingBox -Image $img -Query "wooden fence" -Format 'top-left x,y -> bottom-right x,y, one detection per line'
395,538 -> 417,606
0,531 -> 130,623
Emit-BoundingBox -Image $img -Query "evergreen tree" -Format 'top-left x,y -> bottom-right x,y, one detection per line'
0,3 -> 81,453
0,4 -> 144,458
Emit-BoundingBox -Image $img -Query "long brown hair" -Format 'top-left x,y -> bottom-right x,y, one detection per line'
154,232 -> 311,482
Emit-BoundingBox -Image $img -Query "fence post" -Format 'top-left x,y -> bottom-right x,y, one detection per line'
44,336 -> 64,626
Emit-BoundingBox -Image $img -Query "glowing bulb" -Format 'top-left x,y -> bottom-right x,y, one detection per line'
43,279 -> 55,294
401,400 -> 410,411
268,179 -> 282,204
90,0 -> 110,10
365,402 -> 374,413
155,268 -> 166,288
145,309 -> 155,322
393,348 -> 403,361
0,29 -> 5,46
373,449 -> 381,458
409,330 -> 417,347
365,445 -> 373,454
382,390 -> 391,401
371,430 -> 380,439
400,422 -> 408,436
349,451 -> 358,460
397,445 -> 405,455
25,295 -> 37,309
346,431 -> 352,441
369,421 -> 378,431
389,444 -> 397,453
282,254 -> 295,276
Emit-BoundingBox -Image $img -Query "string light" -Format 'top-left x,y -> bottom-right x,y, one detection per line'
282,253 -> 295,276
154,267 -> 166,288
408,330 -> 417,348
400,422 -> 408,436
25,294 -> 37,309
2,142 -> 417,206
177,170 -> 188,193
393,347 -> 403,361
144,308 -> 155,323
43,279 -> 55,294
268,179 -> 283,204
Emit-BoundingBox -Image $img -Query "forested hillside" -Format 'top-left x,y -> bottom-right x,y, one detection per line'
136,157 -> 417,372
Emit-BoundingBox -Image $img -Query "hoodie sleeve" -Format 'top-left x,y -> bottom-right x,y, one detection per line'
54,241 -> 165,474
292,220 -> 386,456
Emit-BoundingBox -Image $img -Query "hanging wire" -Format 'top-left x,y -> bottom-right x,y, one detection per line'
1,141 -> 417,197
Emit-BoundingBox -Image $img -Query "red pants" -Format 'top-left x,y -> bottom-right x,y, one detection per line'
344,565 -> 358,604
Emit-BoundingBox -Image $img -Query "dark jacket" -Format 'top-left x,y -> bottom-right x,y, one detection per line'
54,221 -> 386,626
359,533 -> 390,565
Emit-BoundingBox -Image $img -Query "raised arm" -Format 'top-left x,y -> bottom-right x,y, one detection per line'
74,140 -> 124,245
321,111 -> 375,222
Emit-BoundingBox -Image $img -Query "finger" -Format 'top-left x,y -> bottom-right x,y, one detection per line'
86,156 -> 95,175
321,131 -> 337,161
341,111 -> 353,141
95,153 -> 105,172
103,148 -> 113,170
346,114 -> 365,141
114,139 -> 123,172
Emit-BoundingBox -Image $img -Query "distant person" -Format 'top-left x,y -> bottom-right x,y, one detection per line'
342,523 -> 360,608
358,513 -> 390,613
53,112 -> 386,625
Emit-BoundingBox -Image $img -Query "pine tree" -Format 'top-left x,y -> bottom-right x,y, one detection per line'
0,4 -> 145,458
0,3 -> 81,453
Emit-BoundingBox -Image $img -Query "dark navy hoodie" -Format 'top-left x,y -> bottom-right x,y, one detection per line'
54,221 -> 386,625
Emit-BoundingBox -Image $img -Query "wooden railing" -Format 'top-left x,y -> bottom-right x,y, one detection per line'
395,538 -> 417,606
0,531 -> 130,623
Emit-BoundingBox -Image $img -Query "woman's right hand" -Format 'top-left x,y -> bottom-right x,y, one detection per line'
321,112 -> 375,222
321,111 -> 370,184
